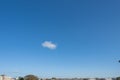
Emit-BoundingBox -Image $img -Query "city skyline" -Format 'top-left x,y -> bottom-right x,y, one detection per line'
0,0 -> 120,78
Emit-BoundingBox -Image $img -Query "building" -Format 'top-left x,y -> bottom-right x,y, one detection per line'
0,75 -> 14,80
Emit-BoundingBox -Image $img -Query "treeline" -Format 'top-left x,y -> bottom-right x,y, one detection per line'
18,74 -> 57,80
18,75 -> 120,80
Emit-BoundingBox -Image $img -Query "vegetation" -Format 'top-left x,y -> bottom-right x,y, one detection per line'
51,77 -> 57,80
116,77 -> 120,80
24,75 -> 39,80
12,75 -> 120,80
18,77 -> 24,80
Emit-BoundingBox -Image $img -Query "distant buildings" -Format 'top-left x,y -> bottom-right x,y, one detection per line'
0,75 -> 15,80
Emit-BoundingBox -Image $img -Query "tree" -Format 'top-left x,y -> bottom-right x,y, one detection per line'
116,77 -> 120,80
83,78 -> 89,80
18,77 -> 24,80
51,77 -> 57,80
95,78 -> 99,80
24,75 -> 39,80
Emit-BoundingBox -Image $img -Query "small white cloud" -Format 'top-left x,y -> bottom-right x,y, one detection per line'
42,41 -> 57,50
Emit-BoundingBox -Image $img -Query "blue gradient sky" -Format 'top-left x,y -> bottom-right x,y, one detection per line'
0,0 -> 120,78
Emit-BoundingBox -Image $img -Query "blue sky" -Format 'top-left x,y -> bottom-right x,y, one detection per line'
0,0 -> 120,78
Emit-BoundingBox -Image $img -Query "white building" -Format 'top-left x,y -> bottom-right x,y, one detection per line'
0,75 -> 14,80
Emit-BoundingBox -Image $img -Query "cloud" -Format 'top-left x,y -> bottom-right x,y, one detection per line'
42,41 -> 57,50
